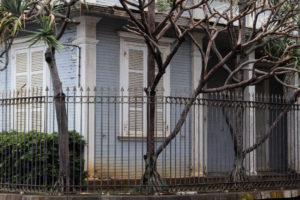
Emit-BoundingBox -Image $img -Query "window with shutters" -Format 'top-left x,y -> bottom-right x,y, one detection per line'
120,40 -> 170,138
12,45 -> 46,132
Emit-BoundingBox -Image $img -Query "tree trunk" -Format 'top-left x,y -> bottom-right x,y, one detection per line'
142,0 -> 165,192
229,0 -> 248,182
45,49 -> 70,193
230,152 -> 246,182
141,154 -> 165,193
146,56 -> 155,165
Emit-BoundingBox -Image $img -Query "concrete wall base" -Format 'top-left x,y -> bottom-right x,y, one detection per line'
0,190 -> 300,200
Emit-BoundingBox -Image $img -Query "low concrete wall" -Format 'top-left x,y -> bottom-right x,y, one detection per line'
0,190 -> 299,200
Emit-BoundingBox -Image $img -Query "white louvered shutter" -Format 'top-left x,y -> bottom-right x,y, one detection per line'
155,54 -> 166,137
121,42 -> 170,138
31,51 -> 44,89
30,50 -> 44,130
15,52 -> 28,131
15,52 -> 28,90
128,49 -> 144,136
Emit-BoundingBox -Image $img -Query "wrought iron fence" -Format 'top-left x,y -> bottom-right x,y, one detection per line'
0,87 -> 299,194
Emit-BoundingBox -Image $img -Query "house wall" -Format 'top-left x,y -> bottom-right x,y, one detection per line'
0,26 -> 78,133
256,79 -> 288,172
87,0 -> 194,8
0,51 -> 10,92
203,37 -> 235,174
0,26 -> 78,91
56,26 -> 78,90
94,17 -> 193,179
0,51 -> 11,132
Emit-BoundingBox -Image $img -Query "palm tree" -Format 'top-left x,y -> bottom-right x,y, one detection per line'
0,0 -> 82,192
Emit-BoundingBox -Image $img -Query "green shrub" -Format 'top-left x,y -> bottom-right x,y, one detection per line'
0,131 -> 87,187
156,0 -> 172,12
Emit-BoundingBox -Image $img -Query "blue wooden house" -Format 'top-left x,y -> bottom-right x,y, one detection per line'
0,0 -> 299,186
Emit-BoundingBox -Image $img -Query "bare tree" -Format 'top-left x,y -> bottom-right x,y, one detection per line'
0,0 -> 83,192
119,0 -> 300,190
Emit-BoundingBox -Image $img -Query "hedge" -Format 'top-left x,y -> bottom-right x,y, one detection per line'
0,131 -> 87,187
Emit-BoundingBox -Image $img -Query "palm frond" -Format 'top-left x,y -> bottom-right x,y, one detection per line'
26,15 -> 63,51
0,0 -> 26,17
0,0 -> 28,37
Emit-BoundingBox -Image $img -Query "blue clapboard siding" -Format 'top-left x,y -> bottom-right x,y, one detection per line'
207,101 -> 235,174
94,0 -> 120,6
96,17 -> 124,88
56,26 -> 78,90
95,17 -> 145,179
0,25 -> 77,91
170,41 -> 192,93
0,53 -> 10,92
93,99 -> 193,179
94,17 -> 193,179
0,51 -> 11,132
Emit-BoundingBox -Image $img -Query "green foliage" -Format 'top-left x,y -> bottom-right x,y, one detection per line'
0,0 -> 64,50
263,37 -> 300,84
0,0 -> 28,36
262,0 -> 300,76
26,15 -> 63,50
0,0 -> 27,17
264,37 -> 291,58
156,0 -> 173,12
0,131 -> 87,187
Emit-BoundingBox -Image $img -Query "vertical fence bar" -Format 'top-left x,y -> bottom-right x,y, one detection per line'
176,95 -> 179,187
86,87 -> 90,192
141,90 -> 145,186
134,88 -> 137,187
184,95 -> 187,186
0,92 -> 3,187
44,88 -> 49,190
93,87 -> 97,192
51,89 -> 55,191
192,96 -> 196,185
120,88 -> 124,192
38,89 -> 42,191
162,95 -> 166,182
10,91 -> 14,189
100,88 -> 103,193
114,88 -> 117,191
107,89 -> 110,191
72,87 -> 76,192
79,88 -> 83,192
127,90 -> 130,191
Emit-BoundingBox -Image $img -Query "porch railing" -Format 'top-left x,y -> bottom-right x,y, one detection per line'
0,87 -> 299,193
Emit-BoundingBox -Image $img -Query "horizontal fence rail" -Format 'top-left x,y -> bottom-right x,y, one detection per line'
0,87 -> 299,194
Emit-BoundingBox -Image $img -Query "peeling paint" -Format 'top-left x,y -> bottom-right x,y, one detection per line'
270,191 -> 283,198
238,193 -> 254,200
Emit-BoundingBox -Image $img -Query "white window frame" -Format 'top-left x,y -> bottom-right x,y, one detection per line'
11,39 -> 50,132
119,32 -> 173,139
11,39 -> 50,91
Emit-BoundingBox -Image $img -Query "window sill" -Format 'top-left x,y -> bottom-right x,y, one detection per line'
117,134 -> 167,142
